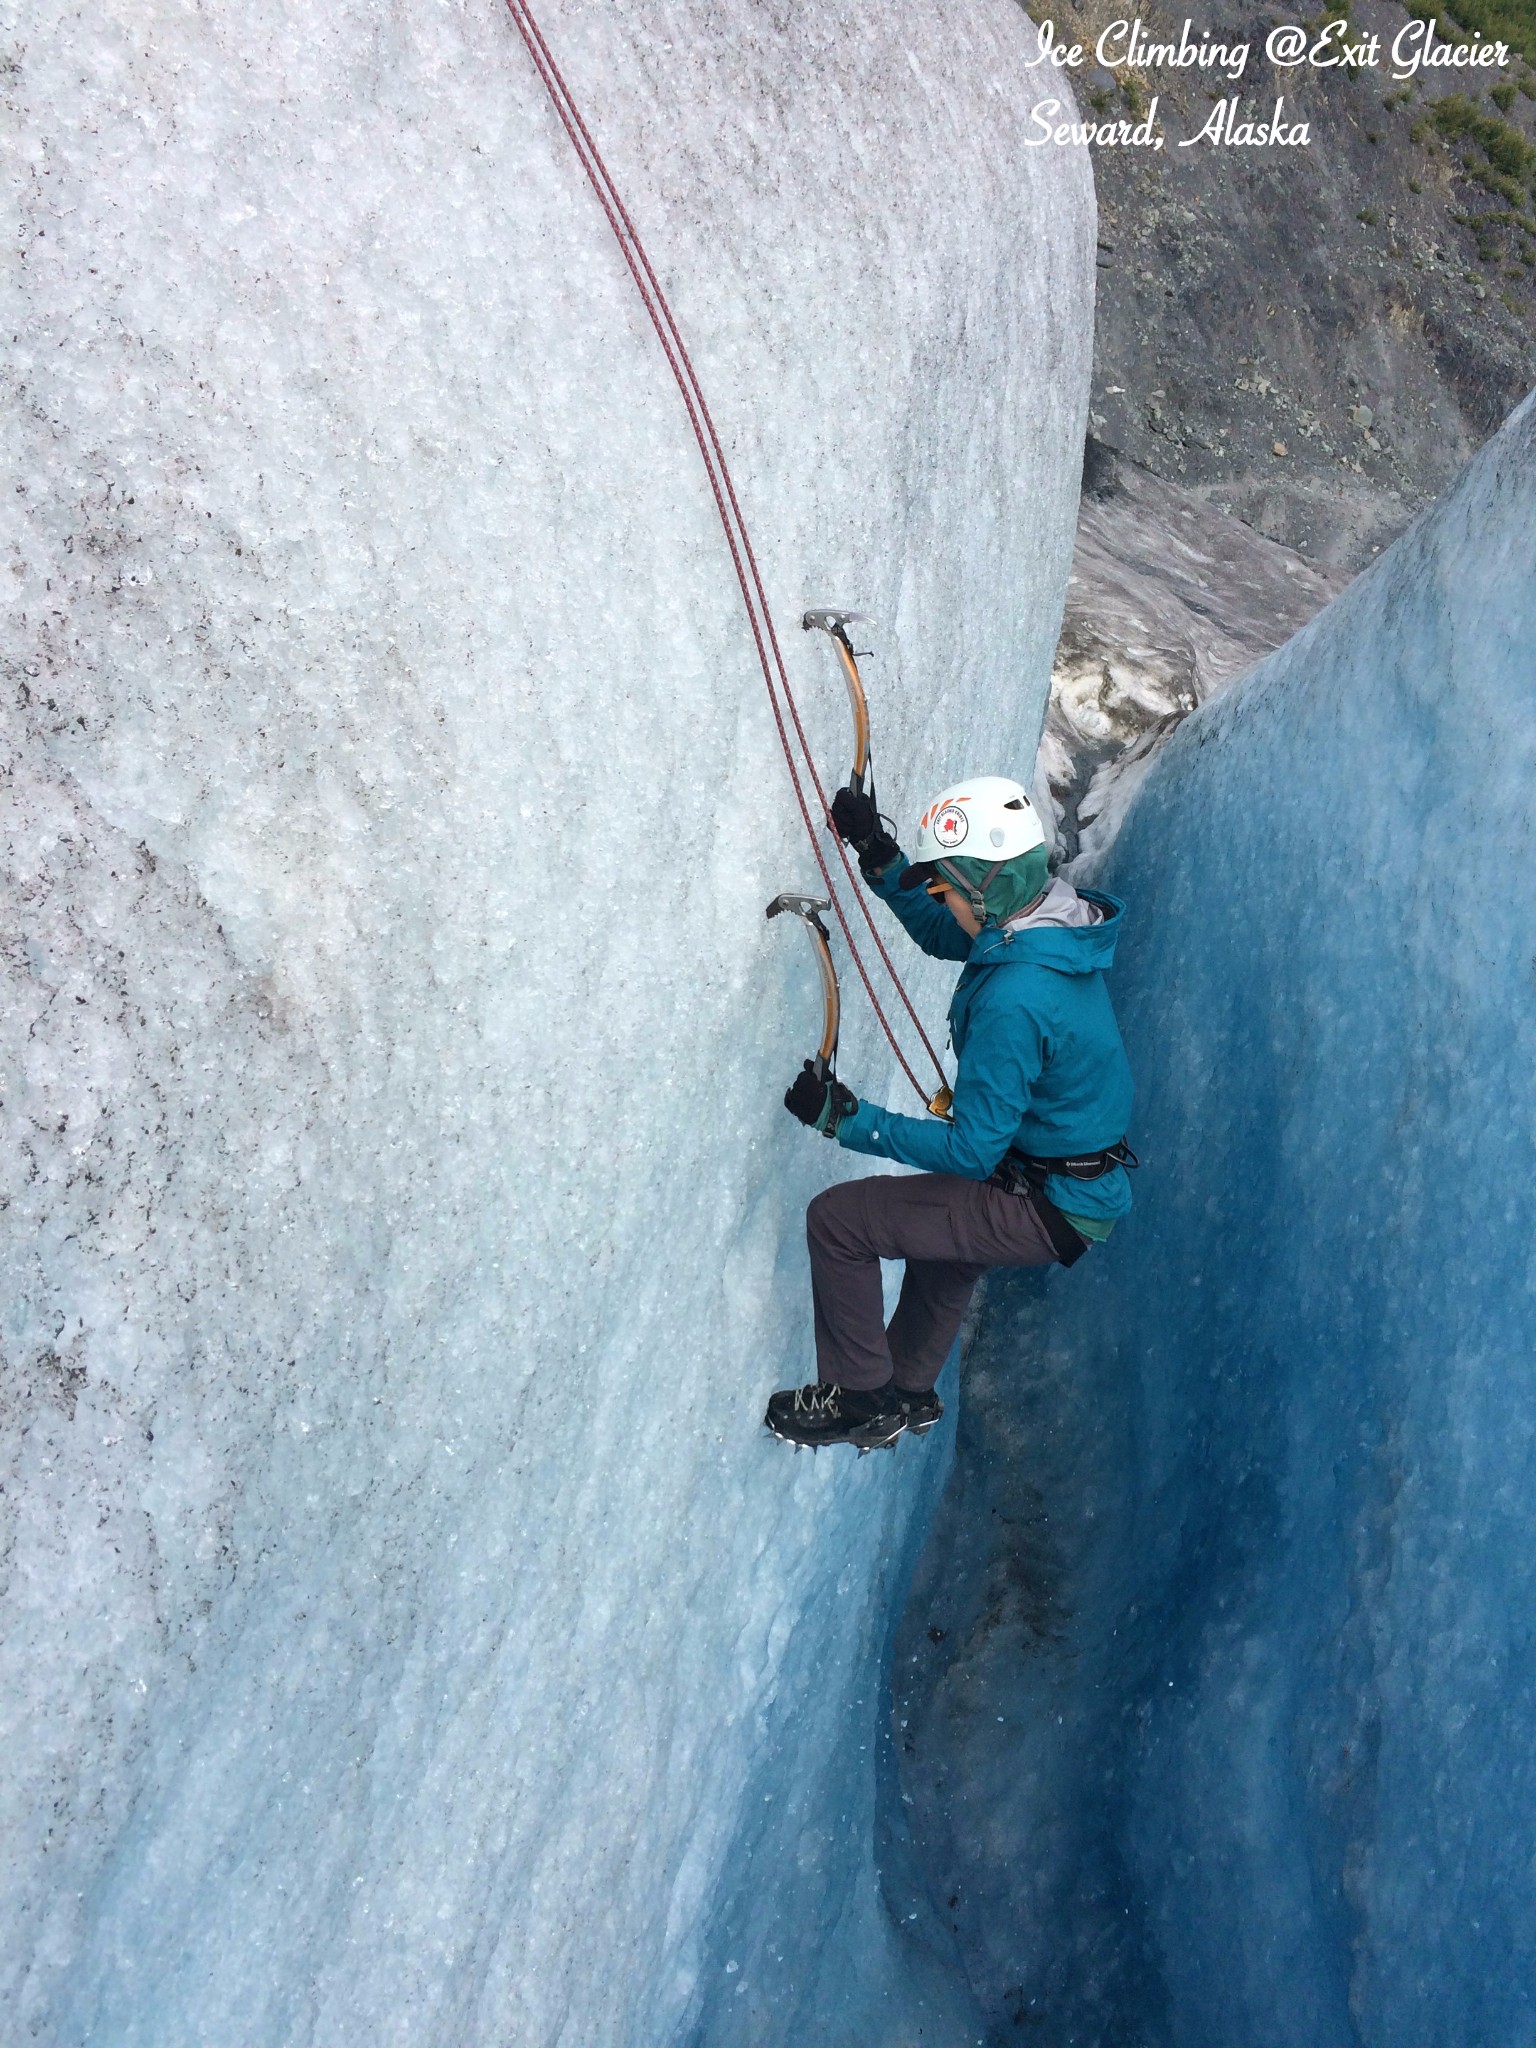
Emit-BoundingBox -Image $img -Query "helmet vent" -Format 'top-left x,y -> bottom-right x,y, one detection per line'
1004,798 -> 1027,810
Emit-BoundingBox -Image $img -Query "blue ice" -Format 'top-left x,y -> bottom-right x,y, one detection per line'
900,392 -> 1536,2047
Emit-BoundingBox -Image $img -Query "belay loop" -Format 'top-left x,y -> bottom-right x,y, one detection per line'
505,0 -> 950,1110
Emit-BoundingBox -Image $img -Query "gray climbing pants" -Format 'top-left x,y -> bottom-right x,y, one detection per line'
807,1170 -> 1068,1393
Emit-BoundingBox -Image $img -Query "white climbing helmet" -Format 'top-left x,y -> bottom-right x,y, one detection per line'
911,775 -> 1045,865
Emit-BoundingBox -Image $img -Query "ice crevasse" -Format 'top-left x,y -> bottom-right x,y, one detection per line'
1,2 -> 1093,2043
900,392 -> 1536,2045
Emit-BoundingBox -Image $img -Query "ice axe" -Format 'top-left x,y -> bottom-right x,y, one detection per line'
802,608 -> 873,801
766,892 -> 840,1082
791,615 -> 954,1123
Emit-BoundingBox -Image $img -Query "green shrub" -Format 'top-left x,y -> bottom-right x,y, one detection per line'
1489,129 -> 1531,174
1426,94 -> 1536,201
1403,0 -> 1536,67
1470,162 -> 1528,201
1429,93 -> 1485,139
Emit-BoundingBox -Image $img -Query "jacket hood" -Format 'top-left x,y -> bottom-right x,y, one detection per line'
967,888 -> 1123,975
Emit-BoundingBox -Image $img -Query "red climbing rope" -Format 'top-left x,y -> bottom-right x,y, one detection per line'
504,0 -> 950,1105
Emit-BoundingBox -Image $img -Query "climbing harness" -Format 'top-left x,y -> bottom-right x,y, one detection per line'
986,1169 -> 1091,1267
1011,1140 -> 1141,1182
987,1142 -> 1141,1267
505,0 -> 949,1111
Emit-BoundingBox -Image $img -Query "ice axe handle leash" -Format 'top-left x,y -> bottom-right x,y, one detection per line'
766,893 -> 839,1080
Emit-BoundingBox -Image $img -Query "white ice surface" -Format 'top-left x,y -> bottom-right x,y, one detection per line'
1,3 -> 1092,2042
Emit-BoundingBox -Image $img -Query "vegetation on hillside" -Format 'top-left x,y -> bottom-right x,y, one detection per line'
1405,0 -> 1536,67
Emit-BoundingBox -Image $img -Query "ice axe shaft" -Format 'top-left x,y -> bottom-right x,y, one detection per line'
767,892 -> 840,1079
802,608 -> 872,799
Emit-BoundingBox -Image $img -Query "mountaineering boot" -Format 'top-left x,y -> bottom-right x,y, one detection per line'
764,1379 -> 906,1451
897,1389 -> 944,1435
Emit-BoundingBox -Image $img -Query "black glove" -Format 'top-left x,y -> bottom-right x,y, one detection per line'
829,786 -> 900,876
784,1060 -> 859,1139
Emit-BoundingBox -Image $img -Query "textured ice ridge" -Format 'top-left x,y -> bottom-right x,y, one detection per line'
899,389 -> 1536,2046
1,2 -> 1092,2042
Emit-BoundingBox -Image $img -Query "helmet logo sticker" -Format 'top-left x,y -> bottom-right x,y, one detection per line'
933,802 -> 969,848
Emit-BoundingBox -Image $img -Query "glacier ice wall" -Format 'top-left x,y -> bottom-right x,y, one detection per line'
899,391 -> 1536,2046
1,1 -> 1093,2042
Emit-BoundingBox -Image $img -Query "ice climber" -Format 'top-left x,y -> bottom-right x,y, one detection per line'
766,775 -> 1135,1452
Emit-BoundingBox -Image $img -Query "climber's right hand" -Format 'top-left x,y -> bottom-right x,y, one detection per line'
830,787 -> 900,875
830,785 -> 878,844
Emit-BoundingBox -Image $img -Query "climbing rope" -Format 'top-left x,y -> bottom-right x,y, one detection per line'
504,0 -> 949,1105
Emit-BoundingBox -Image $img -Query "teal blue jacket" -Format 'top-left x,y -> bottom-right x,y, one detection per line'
836,857 -> 1135,1225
